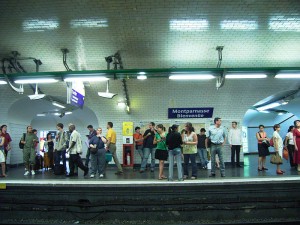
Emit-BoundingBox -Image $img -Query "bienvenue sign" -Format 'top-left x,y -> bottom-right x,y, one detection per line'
168,107 -> 214,119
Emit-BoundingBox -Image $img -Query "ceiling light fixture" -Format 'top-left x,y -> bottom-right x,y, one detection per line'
275,73 -> 300,79
52,101 -> 66,109
65,111 -> 72,115
169,74 -> 215,80
137,75 -> 147,80
98,81 -> 117,99
15,78 -> 58,84
226,74 -> 267,79
220,20 -> 258,30
117,102 -> 126,108
170,19 -> 209,31
256,102 -> 281,111
64,76 -> 109,82
28,83 -> 45,100
36,113 -> 46,117
0,80 -> 7,84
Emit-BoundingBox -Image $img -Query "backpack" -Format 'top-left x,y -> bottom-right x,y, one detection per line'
19,133 -> 26,149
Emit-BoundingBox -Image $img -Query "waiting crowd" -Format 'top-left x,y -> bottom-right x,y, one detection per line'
0,118 -> 300,180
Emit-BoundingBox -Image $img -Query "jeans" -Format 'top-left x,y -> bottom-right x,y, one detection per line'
183,153 -> 197,177
140,147 -> 156,171
211,144 -> 225,175
231,145 -> 241,165
287,144 -> 296,167
90,148 -> 106,175
85,148 -> 91,166
198,148 -> 208,168
55,150 -> 66,172
136,145 -> 143,163
168,148 -> 183,180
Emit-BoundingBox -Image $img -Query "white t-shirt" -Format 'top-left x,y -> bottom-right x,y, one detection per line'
273,131 -> 283,157
69,130 -> 82,154
286,132 -> 294,145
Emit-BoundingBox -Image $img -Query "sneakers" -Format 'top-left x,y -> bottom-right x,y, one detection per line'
191,176 -> 197,180
183,175 -> 188,179
99,174 -> 104,178
31,170 -> 35,175
90,174 -> 95,178
209,173 -> 216,177
24,171 -> 30,176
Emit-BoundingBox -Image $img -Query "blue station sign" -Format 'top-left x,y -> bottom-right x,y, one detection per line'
168,107 -> 214,119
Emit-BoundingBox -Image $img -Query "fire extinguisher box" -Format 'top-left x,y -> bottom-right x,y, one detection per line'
123,144 -> 134,167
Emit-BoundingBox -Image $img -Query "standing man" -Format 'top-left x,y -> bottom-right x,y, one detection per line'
66,124 -> 89,177
228,121 -> 243,167
1,125 -> 12,172
106,122 -> 123,175
85,125 -> 97,167
140,122 -> 157,173
208,117 -> 226,177
21,126 -> 39,176
55,123 -> 68,173
133,127 -> 144,163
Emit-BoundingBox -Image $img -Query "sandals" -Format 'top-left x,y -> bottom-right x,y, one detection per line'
158,175 -> 167,180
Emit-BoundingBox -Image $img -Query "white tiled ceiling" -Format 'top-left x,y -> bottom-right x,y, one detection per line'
0,0 -> 300,73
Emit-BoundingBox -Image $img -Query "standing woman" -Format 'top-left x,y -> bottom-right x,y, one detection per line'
273,124 -> 284,174
0,130 -> 7,177
89,127 -> 107,178
285,126 -> 295,168
45,133 -> 54,170
166,124 -> 183,181
154,124 -> 168,180
293,120 -> 300,172
256,125 -> 270,171
182,122 -> 198,179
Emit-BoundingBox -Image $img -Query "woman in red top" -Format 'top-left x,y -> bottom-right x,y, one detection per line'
293,120 -> 300,172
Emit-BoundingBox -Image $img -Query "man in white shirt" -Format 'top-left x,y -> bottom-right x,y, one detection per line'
228,121 -> 243,167
66,124 -> 89,177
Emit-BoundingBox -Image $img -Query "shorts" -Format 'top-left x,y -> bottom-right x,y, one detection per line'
155,149 -> 168,161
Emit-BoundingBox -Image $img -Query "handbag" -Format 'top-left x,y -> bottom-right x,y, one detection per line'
283,147 -> 289,160
270,152 -> 283,164
262,140 -> 270,148
90,147 -> 98,154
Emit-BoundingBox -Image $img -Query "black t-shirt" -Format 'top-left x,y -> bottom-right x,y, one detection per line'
143,129 -> 156,148
166,132 -> 183,150
197,134 -> 206,148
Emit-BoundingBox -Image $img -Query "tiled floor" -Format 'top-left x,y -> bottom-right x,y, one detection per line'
1,154 -> 299,182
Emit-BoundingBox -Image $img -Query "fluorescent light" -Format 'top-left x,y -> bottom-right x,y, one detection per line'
65,112 -> 72,115
118,102 -> 126,108
269,16 -> 300,32
37,114 -> 46,117
52,102 -> 65,109
256,102 -> 281,111
64,76 -> 108,82
137,75 -> 147,80
226,74 -> 267,79
98,92 -> 117,99
23,19 -> 59,32
15,78 -> 58,84
170,19 -> 209,31
54,113 -> 60,116
275,74 -> 300,79
138,72 -> 146,75
0,80 -> 7,84
221,20 -> 258,30
169,74 -> 215,80
70,18 -> 108,28
259,111 -> 270,114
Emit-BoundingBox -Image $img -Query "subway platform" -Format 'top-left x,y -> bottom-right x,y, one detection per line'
1,154 -> 300,224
